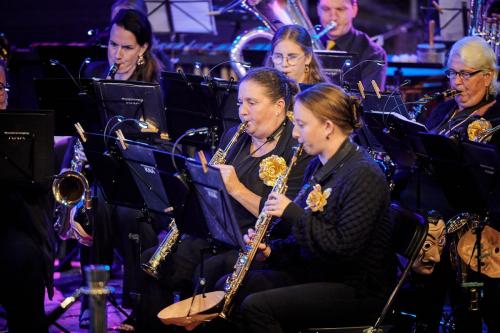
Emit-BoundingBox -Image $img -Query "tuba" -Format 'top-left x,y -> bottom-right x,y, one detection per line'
141,122 -> 248,279
52,139 -> 93,246
229,0 -> 329,77
157,144 -> 304,329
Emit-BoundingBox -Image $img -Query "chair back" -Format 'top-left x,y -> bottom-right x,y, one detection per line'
371,203 -> 428,330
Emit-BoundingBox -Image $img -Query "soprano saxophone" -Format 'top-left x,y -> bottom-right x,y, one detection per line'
141,122 -> 248,279
158,144 -> 303,328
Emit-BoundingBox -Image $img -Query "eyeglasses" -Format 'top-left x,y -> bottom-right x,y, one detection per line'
0,83 -> 9,93
444,69 -> 484,80
271,53 -> 305,66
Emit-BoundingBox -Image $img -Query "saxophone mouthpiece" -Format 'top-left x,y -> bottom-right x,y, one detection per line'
107,63 -> 119,79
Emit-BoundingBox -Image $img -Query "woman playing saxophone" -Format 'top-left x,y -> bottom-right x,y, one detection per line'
137,67 -> 312,332
237,83 -> 395,332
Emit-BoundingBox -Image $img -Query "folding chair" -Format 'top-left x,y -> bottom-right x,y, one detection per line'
300,203 -> 429,333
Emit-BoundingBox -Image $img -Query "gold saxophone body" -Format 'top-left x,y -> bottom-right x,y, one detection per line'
157,144 -> 303,328
141,122 -> 248,279
52,139 -> 93,246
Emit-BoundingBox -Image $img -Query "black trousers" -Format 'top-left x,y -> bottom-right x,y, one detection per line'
241,282 -> 385,333
137,235 -> 240,333
0,226 -> 47,333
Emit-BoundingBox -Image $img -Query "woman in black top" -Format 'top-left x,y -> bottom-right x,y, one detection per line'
137,67 -> 312,332
241,83 -> 394,332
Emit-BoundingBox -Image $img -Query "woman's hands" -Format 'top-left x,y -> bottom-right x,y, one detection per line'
213,164 -> 244,196
243,228 -> 271,261
264,192 -> 291,218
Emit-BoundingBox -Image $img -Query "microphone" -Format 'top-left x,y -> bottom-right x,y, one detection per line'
187,127 -> 210,136
49,59 -> 80,91
107,63 -> 119,80
171,126 -> 216,172
78,57 -> 92,95
341,59 -> 385,88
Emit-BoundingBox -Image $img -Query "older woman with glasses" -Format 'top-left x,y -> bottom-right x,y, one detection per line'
267,25 -> 328,85
427,36 -> 500,145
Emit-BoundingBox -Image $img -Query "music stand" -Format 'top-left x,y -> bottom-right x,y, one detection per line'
363,111 -> 428,169
186,159 -> 245,250
461,141 -> 500,214
0,110 -> 54,184
360,91 -> 410,119
80,132 -> 145,209
34,78 -> 101,135
161,71 -> 238,149
168,0 -> 217,35
314,50 -> 358,87
93,80 -> 167,139
418,133 -> 486,213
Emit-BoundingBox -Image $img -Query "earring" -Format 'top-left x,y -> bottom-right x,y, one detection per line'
137,54 -> 145,66
304,64 -> 310,73
326,134 -> 330,140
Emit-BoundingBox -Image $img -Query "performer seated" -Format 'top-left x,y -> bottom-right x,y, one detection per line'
266,24 -> 329,84
427,36 -> 499,146
137,67 -> 312,332
316,0 -> 387,90
237,83 -> 395,332
424,36 -> 500,333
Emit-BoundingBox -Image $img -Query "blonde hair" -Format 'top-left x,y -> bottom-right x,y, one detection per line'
447,36 -> 498,96
296,83 -> 362,133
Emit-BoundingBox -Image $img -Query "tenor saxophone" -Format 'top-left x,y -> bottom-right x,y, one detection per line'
158,144 -> 303,327
141,122 -> 248,279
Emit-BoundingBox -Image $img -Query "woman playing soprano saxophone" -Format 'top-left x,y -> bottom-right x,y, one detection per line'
238,83 -> 395,332
137,67 -> 311,332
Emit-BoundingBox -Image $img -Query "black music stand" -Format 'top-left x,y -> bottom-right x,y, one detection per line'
361,91 -> 410,119
34,78 -> 101,135
418,133 -> 486,213
93,80 -> 167,140
80,132 -> 145,209
160,71 -> 240,149
363,111 -> 428,169
314,50 -> 358,87
0,110 -> 54,184
461,141 -> 500,214
186,159 -> 245,250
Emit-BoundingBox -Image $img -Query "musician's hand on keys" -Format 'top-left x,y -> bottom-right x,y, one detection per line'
264,192 -> 291,218
244,228 -> 271,261
213,164 -> 243,195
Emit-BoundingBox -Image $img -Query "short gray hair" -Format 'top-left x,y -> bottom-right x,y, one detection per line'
447,36 -> 498,96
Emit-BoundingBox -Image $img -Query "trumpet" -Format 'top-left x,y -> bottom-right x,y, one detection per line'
141,122 -> 248,279
52,139 -> 93,246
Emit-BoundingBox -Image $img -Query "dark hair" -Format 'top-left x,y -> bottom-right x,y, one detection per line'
111,9 -> 162,82
266,24 -> 328,84
111,0 -> 147,18
296,83 -> 362,133
241,67 -> 299,111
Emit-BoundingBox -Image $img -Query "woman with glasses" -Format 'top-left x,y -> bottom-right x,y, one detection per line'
424,36 -> 500,333
427,36 -> 500,145
267,25 -> 328,85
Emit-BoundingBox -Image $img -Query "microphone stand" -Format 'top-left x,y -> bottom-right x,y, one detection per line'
341,59 -> 385,90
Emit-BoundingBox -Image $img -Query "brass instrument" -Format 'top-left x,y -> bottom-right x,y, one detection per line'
158,144 -> 304,327
229,0 -> 330,77
446,213 -> 483,311
467,118 -> 500,143
52,139 -> 93,246
141,219 -> 180,279
141,122 -> 248,279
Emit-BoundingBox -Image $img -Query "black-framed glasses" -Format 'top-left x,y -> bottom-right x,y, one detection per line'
444,69 -> 484,80
271,53 -> 305,66
0,83 -> 9,93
